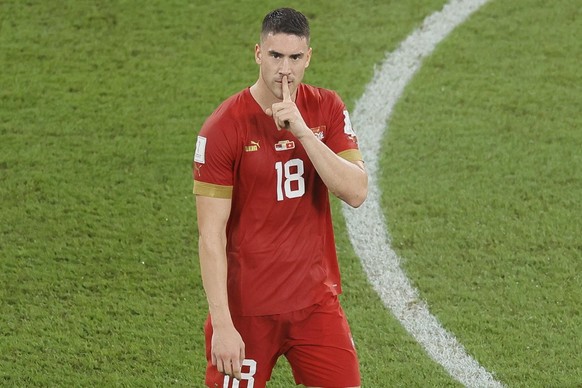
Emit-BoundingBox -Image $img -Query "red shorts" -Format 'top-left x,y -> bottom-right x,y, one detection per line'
204,293 -> 361,388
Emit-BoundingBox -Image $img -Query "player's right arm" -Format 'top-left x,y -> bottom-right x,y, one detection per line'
196,195 -> 245,381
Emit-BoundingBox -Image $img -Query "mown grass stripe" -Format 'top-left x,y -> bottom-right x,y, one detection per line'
342,0 -> 503,386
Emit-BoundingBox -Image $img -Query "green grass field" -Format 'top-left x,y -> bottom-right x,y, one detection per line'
1,0 -> 580,386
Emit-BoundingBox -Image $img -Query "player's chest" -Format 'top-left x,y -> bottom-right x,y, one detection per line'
234,117 -> 325,198
237,123 -> 309,183
237,109 -> 325,162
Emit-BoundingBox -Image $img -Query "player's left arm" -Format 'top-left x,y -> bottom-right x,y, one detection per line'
298,133 -> 367,208
268,76 -> 368,207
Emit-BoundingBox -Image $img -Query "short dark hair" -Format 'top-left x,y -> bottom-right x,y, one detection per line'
261,8 -> 310,44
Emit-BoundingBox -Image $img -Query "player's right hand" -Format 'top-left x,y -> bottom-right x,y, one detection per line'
266,75 -> 309,137
211,324 -> 246,381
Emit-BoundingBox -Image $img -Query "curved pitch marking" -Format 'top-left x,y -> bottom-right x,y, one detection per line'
342,0 -> 503,386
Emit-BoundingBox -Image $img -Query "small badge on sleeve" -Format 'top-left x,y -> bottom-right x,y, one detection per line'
194,136 -> 207,164
343,110 -> 356,136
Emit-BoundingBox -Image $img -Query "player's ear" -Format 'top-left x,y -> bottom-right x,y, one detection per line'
305,47 -> 312,68
255,44 -> 262,64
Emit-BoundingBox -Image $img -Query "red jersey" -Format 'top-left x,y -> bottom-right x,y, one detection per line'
193,84 -> 362,316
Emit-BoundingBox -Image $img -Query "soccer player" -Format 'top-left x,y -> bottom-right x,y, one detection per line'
193,7 -> 367,388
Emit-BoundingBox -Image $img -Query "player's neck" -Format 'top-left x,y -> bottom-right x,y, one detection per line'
249,82 -> 275,112
249,79 -> 297,112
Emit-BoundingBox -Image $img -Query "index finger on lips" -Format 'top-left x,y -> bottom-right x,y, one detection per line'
282,75 -> 291,102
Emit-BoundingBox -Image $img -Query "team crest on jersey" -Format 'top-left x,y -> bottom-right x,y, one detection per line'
275,140 -> 295,151
245,140 -> 260,152
310,125 -> 326,141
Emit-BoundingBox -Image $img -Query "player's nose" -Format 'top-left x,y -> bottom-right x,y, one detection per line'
279,58 -> 291,75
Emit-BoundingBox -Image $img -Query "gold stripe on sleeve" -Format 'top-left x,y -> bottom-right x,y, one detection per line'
338,149 -> 363,162
193,181 -> 233,198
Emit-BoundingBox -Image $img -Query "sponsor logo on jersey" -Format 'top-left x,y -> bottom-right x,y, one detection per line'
275,140 -> 295,151
244,140 -> 260,152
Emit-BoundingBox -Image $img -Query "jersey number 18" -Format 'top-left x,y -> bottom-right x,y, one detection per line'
275,159 -> 305,201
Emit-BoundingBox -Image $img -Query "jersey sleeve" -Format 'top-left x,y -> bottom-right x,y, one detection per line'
192,113 -> 239,198
323,91 -> 363,162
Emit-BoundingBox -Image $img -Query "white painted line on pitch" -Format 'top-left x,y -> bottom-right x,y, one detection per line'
342,0 -> 504,386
